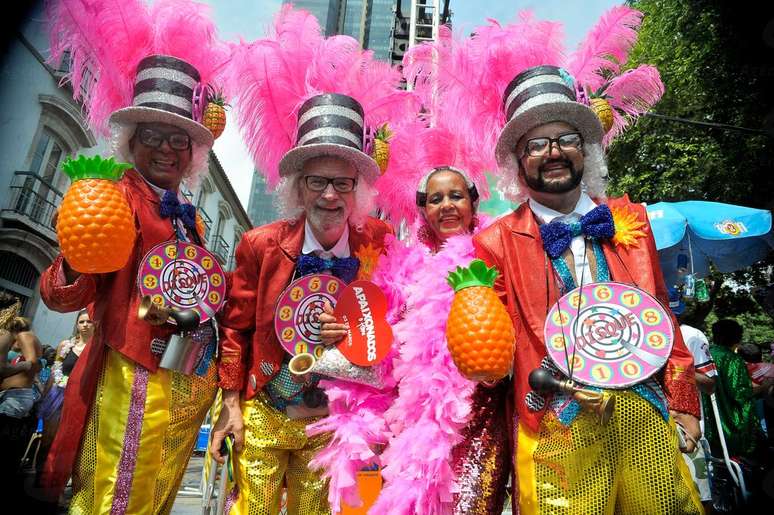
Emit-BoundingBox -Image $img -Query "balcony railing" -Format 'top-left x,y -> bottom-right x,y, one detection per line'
212,235 -> 230,263
2,171 -> 63,238
198,208 -> 212,241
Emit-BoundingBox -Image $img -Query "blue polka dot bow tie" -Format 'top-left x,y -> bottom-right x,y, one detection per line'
539,204 -> 615,259
297,254 -> 361,283
160,190 -> 197,229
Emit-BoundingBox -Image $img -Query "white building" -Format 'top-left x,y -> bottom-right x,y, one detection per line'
0,2 -> 250,348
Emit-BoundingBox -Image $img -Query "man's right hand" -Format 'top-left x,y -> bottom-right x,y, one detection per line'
319,300 -> 347,347
210,390 -> 244,464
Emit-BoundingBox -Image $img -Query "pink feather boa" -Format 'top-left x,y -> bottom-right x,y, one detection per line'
307,220 -> 490,514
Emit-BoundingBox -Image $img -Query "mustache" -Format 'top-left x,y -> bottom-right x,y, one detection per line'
538,159 -> 574,174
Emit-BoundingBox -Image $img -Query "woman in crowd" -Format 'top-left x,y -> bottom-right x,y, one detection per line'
37,309 -> 94,465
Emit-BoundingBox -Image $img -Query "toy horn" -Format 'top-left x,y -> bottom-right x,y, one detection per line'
288,348 -> 384,388
138,295 -> 200,332
528,368 -> 615,425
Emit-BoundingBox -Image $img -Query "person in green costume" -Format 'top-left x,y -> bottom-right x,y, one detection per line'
702,319 -> 764,458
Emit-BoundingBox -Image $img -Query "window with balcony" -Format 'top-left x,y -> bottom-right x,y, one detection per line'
10,128 -> 69,230
211,204 -> 232,263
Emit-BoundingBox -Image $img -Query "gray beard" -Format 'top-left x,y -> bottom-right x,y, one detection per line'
306,206 -> 348,234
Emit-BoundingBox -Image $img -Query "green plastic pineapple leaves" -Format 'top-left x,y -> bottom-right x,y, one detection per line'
61,154 -> 132,182
446,259 -> 499,292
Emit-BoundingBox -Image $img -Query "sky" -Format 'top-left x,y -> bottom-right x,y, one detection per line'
202,0 -> 621,211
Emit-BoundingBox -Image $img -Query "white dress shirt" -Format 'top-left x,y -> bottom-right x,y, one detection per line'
302,221 -> 350,258
530,192 -> 598,286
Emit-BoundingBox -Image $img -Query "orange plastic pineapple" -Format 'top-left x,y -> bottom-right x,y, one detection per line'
57,155 -> 135,273
203,90 -> 227,139
446,259 -> 514,382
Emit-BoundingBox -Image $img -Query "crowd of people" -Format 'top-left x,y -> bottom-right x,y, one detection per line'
1,1 -> 773,514
0,297 -> 89,498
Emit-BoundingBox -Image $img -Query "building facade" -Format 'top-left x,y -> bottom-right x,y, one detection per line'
284,0 -> 395,60
246,171 -> 280,228
0,2 -> 249,347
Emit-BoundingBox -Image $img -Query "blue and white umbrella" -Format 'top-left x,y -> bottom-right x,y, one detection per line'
646,201 -> 774,287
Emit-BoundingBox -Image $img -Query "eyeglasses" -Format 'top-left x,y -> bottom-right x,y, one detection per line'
136,128 -> 191,151
522,132 -> 583,158
304,175 -> 357,193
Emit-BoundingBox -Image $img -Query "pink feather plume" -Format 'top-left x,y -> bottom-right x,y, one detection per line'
602,64 -> 664,146
400,13 -> 564,184
47,0 -> 229,136
48,0 -> 151,135
567,5 -> 643,92
224,5 -> 418,188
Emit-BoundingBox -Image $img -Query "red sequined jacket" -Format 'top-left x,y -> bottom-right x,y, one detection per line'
473,195 -> 700,432
218,215 -> 393,397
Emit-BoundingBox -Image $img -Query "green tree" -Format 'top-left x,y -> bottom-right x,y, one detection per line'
609,0 -> 774,343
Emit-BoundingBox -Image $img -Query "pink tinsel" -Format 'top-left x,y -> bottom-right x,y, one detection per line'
47,0 -> 230,136
224,5 -> 419,188
308,220 -> 491,514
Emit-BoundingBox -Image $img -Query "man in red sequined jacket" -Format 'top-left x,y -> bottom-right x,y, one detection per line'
474,65 -> 703,514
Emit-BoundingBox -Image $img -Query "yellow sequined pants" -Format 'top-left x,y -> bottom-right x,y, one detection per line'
516,390 -> 704,515
70,349 -> 217,515
230,393 -> 330,515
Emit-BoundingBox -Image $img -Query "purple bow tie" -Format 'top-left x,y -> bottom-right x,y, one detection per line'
297,254 -> 360,283
160,190 -> 197,229
539,204 -> 615,259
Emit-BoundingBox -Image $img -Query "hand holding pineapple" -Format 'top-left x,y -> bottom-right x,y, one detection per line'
446,259 -> 515,382
57,155 -> 136,274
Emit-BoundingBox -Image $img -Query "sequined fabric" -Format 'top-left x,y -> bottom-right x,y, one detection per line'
451,380 -> 511,514
516,390 -> 703,515
69,349 -> 217,514
231,392 -> 330,515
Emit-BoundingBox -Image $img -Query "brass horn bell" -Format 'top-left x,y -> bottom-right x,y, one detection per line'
287,349 -> 384,388
138,295 -> 200,332
528,368 -> 615,425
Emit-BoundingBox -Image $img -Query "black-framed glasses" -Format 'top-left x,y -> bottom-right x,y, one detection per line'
304,175 -> 357,193
523,132 -> 583,158
137,128 -> 191,151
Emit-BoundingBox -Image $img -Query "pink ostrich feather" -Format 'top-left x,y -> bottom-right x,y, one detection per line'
47,0 -> 229,136
426,7 -> 657,158
47,0 -> 151,135
567,5 -> 643,92
373,122 -> 492,226
225,5 -> 418,188
148,0 -> 230,86
602,64 -> 664,146
403,13 -> 564,172
383,14 -> 565,226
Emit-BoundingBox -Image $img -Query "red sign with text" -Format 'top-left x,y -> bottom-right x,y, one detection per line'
333,280 -> 392,367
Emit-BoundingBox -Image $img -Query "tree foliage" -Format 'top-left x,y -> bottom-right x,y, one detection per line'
609,0 -> 774,345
